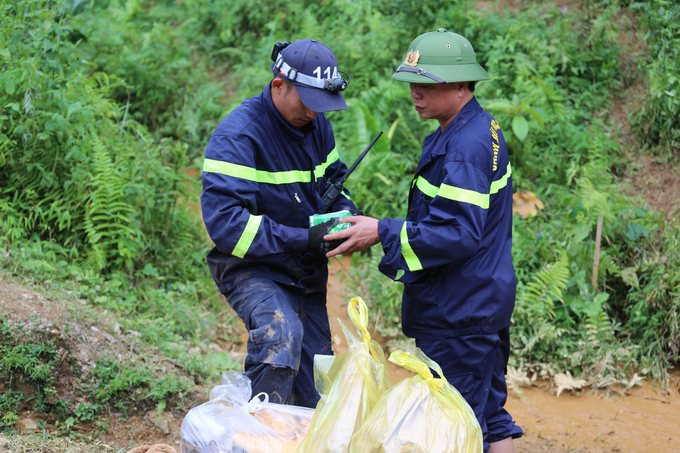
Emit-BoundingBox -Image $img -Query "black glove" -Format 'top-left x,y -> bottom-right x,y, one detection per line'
307,219 -> 346,255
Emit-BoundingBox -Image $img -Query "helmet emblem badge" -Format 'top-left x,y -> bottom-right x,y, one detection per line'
404,49 -> 420,67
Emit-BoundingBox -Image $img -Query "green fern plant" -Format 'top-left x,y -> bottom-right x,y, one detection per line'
83,129 -> 137,270
520,253 -> 570,317
576,176 -> 611,220
512,254 -> 571,362
584,309 -> 612,347
514,321 -> 569,359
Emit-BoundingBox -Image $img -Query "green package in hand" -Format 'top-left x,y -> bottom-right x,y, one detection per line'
310,211 -> 354,234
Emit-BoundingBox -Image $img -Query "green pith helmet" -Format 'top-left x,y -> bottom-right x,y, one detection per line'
392,28 -> 490,84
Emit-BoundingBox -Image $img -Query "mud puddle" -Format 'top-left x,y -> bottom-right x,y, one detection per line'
506,377 -> 680,453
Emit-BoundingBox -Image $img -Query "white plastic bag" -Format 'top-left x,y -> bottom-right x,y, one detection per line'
180,370 -> 315,453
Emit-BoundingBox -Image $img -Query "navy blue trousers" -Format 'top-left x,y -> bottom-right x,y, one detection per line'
223,277 -> 333,408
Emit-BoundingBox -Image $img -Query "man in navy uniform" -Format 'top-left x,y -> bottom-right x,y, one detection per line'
201,39 -> 356,408
325,29 -> 523,452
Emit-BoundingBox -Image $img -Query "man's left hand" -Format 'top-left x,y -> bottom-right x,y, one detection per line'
324,215 -> 380,258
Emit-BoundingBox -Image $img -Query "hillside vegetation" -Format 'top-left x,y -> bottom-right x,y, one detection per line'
1,0 -> 679,438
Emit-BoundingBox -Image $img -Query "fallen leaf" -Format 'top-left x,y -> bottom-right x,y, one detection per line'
513,191 -> 545,219
554,371 -> 587,397
506,366 -> 531,397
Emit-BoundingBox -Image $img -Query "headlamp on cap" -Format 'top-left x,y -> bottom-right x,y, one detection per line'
271,41 -> 351,92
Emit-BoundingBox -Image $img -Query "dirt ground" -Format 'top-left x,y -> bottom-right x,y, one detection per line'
0,277 -> 197,451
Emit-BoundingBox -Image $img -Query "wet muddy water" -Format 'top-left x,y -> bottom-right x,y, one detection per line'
506,377 -> 680,453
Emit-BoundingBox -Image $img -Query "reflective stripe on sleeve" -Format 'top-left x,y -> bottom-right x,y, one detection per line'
412,162 -> 512,209
490,162 -> 512,194
232,215 -> 262,258
437,184 -> 490,209
400,221 -> 423,272
203,148 -> 341,185
203,158 -> 307,184
203,159 -> 257,181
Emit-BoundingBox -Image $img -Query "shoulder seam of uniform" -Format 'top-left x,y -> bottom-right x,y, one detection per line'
213,96 -> 270,139
444,158 -> 491,180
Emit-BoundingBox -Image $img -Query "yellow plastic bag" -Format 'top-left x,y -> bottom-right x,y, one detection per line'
297,297 -> 391,453
349,349 -> 483,453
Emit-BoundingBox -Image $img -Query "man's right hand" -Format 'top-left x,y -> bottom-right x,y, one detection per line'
324,215 -> 381,258
307,219 -> 345,255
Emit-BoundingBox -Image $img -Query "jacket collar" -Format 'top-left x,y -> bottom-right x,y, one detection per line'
263,83 -> 317,139
443,96 -> 482,137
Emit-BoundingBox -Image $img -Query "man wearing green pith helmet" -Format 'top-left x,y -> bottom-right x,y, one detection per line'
326,29 -> 523,452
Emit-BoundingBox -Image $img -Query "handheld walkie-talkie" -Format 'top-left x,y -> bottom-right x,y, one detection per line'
321,131 -> 383,212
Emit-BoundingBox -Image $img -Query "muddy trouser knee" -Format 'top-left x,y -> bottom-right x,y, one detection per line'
224,277 -> 332,408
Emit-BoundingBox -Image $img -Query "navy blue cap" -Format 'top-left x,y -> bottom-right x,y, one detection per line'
272,39 -> 348,113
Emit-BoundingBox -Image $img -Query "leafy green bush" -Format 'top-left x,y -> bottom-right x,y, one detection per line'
0,0 -> 229,385
0,0 -> 206,277
71,0 -> 227,154
631,0 -> 680,154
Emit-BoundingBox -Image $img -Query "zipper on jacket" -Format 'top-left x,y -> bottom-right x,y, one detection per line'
294,193 -> 301,203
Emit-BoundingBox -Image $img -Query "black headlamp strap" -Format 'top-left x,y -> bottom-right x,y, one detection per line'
394,66 -> 447,84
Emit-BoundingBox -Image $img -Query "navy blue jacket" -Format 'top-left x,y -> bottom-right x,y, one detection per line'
201,84 -> 355,294
378,97 -> 516,339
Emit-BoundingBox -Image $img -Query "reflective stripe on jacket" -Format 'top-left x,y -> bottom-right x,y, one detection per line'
201,84 -> 355,293
378,97 -> 516,339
